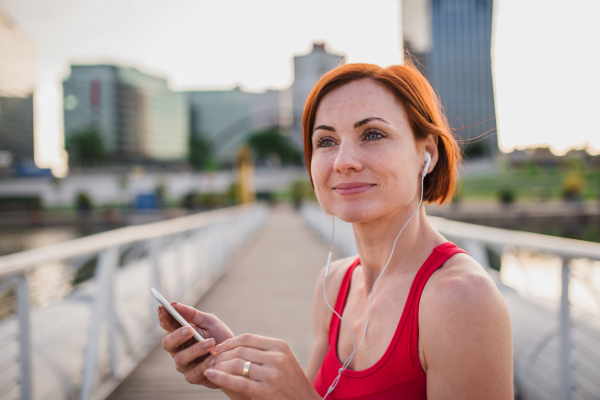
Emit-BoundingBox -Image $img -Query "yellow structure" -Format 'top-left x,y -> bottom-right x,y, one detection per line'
236,145 -> 256,204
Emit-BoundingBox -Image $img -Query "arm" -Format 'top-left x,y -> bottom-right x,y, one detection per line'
420,255 -> 513,399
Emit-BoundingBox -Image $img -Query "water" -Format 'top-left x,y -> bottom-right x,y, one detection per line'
501,250 -> 600,318
0,225 -> 114,319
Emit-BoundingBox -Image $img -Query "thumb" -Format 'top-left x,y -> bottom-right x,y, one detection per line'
171,302 -> 212,327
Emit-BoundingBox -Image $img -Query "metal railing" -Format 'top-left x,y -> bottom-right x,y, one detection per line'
0,203 -> 269,400
300,203 -> 600,400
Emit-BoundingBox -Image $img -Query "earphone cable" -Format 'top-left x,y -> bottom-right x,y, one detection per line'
323,173 -> 426,399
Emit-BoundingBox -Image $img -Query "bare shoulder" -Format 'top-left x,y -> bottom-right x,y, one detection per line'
313,255 -> 358,332
316,255 -> 357,297
419,252 -> 513,395
422,252 -> 506,316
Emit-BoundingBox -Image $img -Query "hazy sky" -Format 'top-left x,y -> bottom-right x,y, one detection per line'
0,0 -> 599,172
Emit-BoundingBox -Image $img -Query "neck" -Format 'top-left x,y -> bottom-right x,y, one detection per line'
352,203 -> 438,289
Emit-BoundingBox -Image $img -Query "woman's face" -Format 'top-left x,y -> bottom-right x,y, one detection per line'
310,79 -> 425,223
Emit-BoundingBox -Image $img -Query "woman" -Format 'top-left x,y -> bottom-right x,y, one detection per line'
158,62 -> 513,399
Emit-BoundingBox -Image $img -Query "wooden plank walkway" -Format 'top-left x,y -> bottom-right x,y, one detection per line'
107,206 -> 333,399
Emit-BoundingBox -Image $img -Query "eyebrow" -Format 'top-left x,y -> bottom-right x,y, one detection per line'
354,117 -> 390,128
313,117 -> 390,133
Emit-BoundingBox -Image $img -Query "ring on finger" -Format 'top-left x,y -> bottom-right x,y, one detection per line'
242,361 -> 251,379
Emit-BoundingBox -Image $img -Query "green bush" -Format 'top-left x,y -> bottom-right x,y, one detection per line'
67,128 -> 106,167
247,128 -> 302,165
498,187 -> 515,204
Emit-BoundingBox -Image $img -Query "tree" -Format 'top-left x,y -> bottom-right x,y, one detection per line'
247,128 -> 302,166
66,128 -> 106,167
188,135 -> 213,171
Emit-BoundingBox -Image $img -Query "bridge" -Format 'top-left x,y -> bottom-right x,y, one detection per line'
0,203 -> 599,400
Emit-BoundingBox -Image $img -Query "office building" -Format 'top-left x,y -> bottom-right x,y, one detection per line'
403,0 -> 498,156
186,42 -> 343,163
0,9 -> 35,167
187,88 -> 281,163
63,65 -> 188,164
291,43 -> 345,147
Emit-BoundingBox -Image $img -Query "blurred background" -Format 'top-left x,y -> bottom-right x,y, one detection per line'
0,1 -> 599,400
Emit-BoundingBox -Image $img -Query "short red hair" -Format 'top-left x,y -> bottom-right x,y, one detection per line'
302,61 -> 461,205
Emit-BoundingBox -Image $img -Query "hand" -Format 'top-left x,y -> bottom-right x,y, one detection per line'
205,334 -> 321,400
158,303 -> 234,388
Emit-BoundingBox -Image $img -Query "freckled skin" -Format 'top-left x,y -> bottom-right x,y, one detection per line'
310,79 -> 425,224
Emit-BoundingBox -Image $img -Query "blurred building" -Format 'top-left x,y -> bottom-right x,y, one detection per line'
185,42 -> 343,164
290,43 -> 345,147
187,88 -> 280,162
403,0 -> 498,157
63,65 -> 188,164
0,9 -> 35,169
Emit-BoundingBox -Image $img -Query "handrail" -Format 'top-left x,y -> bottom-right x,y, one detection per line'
0,204 -> 255,277
0,203 -> 269,400
428,216 -> 600,261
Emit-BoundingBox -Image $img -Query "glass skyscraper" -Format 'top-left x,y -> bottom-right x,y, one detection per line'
406,0 -> 498,157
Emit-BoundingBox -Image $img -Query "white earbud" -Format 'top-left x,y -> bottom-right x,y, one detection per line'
422,152 -> 431,177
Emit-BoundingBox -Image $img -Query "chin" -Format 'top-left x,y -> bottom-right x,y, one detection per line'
325,200 -> 383,224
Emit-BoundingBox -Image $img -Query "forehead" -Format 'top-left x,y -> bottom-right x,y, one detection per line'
315,78 -> 406,124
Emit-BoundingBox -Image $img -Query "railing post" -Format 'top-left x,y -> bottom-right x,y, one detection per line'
560,257 -> 572,400
106,247 -> 118,377
81,246 -> 118,400
149,238 -> 162,329
16,274 -> 32,400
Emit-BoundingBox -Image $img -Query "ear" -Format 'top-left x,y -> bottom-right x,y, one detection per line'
423,134 -> 439,175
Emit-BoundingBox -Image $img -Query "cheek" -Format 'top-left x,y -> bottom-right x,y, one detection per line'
310,156 -> 332,200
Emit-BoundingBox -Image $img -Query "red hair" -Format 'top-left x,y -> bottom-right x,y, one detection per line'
302,61 -> 461,205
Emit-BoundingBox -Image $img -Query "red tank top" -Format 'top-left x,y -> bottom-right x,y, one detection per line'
313,242 -> 466,399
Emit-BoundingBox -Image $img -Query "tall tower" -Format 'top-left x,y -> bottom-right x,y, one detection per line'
403,0 -> 498,157
290,43 -> 345,148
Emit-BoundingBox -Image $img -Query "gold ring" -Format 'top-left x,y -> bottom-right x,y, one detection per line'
242,361 -> 251,379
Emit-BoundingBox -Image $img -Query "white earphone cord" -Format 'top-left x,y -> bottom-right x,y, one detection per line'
322,171 -> 426,399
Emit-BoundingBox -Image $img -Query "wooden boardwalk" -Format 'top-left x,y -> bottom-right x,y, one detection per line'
107,206 -> 332,400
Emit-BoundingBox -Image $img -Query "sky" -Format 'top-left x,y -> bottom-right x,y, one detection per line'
0,0 -> 599,174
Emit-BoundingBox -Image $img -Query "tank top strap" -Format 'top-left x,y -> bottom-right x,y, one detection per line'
405,241 -> 467,373
328,257 -> 361,345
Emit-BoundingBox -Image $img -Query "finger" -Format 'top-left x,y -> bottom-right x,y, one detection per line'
158,306 -> 180,332
175,338 -> 216,367
171,303 -> 215,328
204,369 -> 264,397
214,358 -> 270,382
215,346 -> 273,366
161,326 -> 196,355
215,333 -> 280,354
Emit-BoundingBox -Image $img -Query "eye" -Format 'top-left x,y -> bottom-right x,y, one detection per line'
363,129 -> 385,141
316,137 -> 336,148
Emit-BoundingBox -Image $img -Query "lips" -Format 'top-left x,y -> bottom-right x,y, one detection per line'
333,182 -> 375,195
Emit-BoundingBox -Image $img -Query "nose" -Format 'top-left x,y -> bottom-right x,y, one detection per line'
333,141 -> 363,174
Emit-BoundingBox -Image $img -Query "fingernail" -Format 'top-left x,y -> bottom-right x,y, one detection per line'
202,338 -> 215,350
213,344 -> 221,353
205,369 -> 216,378
182,327 -> 193,337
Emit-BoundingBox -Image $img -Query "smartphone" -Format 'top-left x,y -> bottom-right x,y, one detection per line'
151,287 -> 205,342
